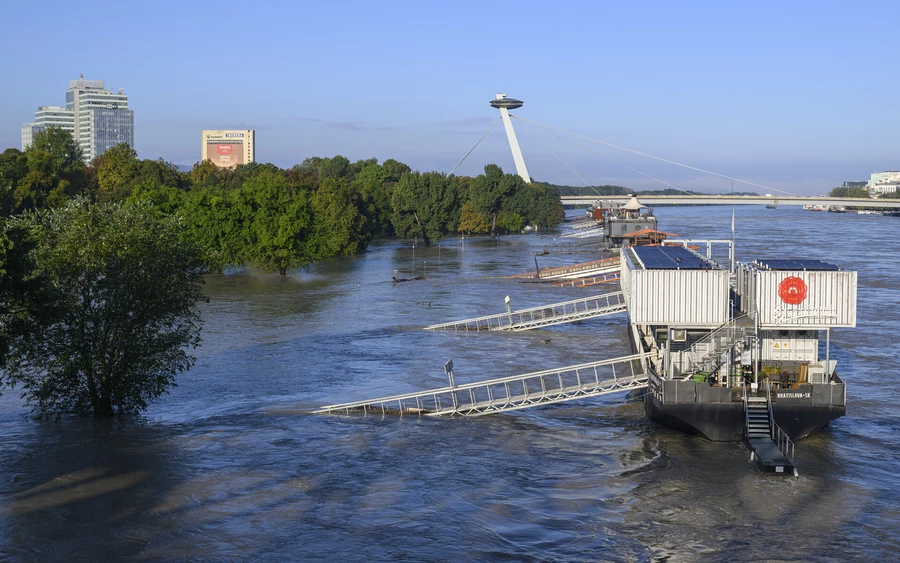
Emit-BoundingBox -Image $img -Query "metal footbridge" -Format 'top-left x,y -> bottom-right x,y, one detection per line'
314,353 -> 654,417
424,291 -> 626,332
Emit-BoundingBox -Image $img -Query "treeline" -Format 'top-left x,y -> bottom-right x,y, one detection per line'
543,181 -> 759,198
0,128 -> 564,275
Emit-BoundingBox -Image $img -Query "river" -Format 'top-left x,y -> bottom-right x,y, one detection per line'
1,206 -> 898,561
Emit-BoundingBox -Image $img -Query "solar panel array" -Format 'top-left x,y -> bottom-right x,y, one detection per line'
755,259 -> 840,271
632,245 -> 715,270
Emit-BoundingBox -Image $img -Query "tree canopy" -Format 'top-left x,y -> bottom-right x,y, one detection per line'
1,199 -> 206,417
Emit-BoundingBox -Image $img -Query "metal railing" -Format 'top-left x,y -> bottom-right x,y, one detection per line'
424,291 -> 627,332
315,352 -> 654,417
767,383 -> 795,462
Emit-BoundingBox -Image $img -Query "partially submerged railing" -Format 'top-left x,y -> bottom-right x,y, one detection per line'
424,291 -> 626,332
314,352 -> 654,417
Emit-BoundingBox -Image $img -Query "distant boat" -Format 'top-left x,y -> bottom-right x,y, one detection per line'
828,205 -> 847,213
765,197 -> 778,209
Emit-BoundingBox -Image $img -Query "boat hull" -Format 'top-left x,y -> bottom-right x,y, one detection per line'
643,392 -> 845,442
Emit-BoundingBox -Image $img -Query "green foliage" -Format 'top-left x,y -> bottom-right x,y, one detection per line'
391,171 -> 460,246
457,200 -> 490,234
94,143 -> 140,202
240,168 -> 313,275
0,149 -> 27,216
495,211 -> 525,233
13,127 -> 89,213
2,199 -> 205,417
829,187 -> 870,198
470,165 -> 523,236
308,179 -> 365,259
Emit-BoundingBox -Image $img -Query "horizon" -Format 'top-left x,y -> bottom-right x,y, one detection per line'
2,1 -> 897,196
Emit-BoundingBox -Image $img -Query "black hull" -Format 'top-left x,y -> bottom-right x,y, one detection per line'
643,393 -> 844,442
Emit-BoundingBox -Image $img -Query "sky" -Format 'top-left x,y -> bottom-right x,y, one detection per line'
1,0 -> 897,195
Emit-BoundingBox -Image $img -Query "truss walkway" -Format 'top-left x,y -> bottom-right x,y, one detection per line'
424,291 -> 626,332
512,256 -> 620,281
314,353 -> 653,417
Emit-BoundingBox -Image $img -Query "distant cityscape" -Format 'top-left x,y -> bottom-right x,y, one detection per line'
16,77 -> 895,191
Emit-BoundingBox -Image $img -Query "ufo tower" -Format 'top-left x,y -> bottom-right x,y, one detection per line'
489,93 -> 531,182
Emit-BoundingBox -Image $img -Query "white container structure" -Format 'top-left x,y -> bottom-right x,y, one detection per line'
737,260 -> 857,329
621,246 -> 731,328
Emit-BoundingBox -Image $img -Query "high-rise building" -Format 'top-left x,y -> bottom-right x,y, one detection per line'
201,130 -> 255,168
20,106 -> 76,149
65,76 -> 134,161
21,123 -> 34,150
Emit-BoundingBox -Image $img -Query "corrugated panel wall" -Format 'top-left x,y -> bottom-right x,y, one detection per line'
757,271 -> 857,328
628,270 -> 730,326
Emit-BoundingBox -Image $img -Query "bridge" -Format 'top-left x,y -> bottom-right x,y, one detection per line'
560,194 -> 900,208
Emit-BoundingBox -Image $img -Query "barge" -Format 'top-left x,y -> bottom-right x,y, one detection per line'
621,242 -> 856,445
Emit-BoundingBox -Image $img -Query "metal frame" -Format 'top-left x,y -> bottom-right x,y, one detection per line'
314,352 -> 654,417
424,291 -> 627,332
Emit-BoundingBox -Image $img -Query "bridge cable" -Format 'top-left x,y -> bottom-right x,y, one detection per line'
521,119 -> 690,194
448,117 -> 502,177
538,139 -> 604,196
511,115 -> 799,196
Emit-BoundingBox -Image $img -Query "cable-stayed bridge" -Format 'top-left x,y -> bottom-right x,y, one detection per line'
559,195 -> 900,208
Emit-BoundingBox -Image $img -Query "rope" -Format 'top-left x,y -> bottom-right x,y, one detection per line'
511,115 -> 799,197
448,117 -> 501,177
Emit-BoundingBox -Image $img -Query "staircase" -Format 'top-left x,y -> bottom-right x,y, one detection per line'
681,317 -> 753,379
745,397 -> 770,438
744,389 -> 798,476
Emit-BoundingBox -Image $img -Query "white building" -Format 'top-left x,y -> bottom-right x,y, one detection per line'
20,106 -> 76,150
66,77 -> 134,161
868,171 -> 900,196
21,123 -> 34,150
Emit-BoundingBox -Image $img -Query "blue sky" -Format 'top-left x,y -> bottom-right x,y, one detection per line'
1,0 -> 896,194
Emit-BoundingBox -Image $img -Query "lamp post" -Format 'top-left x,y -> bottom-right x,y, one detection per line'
424,260 -> 427,279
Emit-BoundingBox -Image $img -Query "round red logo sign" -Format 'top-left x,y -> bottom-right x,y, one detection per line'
778,276 -> 807,305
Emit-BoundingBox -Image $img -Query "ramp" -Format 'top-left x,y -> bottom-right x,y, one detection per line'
314,352 -> 653,417
512,256 -> 620,281
424,291 -> 626,332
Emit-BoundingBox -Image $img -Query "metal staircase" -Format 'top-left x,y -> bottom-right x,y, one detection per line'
682,317 -> 753,378
424,291 -> 627,332
744,386 -> 798,476
314,352 -> 654,417
745,397 -> 770,438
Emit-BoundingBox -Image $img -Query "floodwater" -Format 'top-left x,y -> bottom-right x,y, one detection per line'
1,206 -> 899,561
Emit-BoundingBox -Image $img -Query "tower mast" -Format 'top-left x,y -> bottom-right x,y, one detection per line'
489,93 -> 531,182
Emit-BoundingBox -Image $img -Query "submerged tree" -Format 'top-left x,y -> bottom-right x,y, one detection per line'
390,171 -> 459,246
1,199 -> 206,417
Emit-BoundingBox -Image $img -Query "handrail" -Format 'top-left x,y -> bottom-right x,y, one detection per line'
766,383 -> 795,462
743,383 -> 749,436
425,291 -> 626,331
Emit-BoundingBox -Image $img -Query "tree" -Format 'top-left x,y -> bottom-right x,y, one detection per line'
456,200 -> 490,234
240,168 -> 313,275
1,199 -> 206,417
391,171 -> 460,246
94,143 -> 140,202
828,187 -> 870,198
470,164 -> 520,237
308,179 -> 365,259
13,127 -> 89,213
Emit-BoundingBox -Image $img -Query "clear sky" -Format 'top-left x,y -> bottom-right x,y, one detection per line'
2,0 -> 896,195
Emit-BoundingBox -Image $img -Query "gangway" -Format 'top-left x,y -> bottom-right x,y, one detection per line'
314,353 -> 654,417
512,256 -> 620,280
424,291 -> 626,332
560,227 -> 604,239
744,386 -> 798,476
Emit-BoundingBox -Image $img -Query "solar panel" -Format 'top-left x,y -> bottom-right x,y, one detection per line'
755,259 -> 839,271
633,245 -> 714,270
